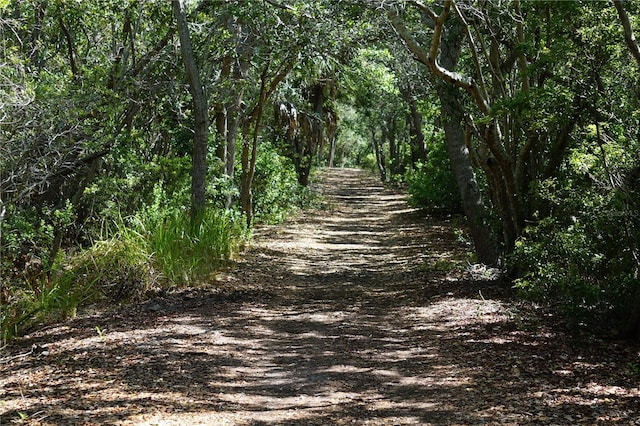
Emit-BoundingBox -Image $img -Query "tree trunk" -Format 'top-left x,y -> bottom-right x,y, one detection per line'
215,90 -> 243,208
372,128 -> 386,182
388,9 -> 499,264
407,95 -> 427,166
437,84 -> 499,265
328,136 -> 336,168
172,0 -> 209,216
226,83 -> 245,176
240,107 -> 262,226
302,82 -> 325,185
240,123 -> 253,226
28,0 -> 47,69
436,22 -> 499,265
387,121 -> 397,175
57,13 -> 79,78
240,73 -> 268,226
215,15 -> 250,209
226,25 -> 253,207
215,103 -> 228,170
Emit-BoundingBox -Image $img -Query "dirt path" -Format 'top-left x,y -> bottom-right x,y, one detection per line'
1,168 -> 639,425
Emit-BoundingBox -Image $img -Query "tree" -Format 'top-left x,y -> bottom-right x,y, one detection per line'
172,0 -> 208,216
239,56 -> 298,225
274,64 -> 339,186
613,0 -> 640,68
385,1 -> 613,265
386,3 -> 499,264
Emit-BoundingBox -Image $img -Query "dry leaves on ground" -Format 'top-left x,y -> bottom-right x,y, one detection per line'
1,168 -> 639,425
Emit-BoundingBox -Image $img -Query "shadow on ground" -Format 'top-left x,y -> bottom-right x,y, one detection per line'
1,168 -> 639,425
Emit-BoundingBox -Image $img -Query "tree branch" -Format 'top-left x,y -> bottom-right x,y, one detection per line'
387,3 -> 490,114
513,0 -> 530,93
263,0 -> 295,12
407,0 -> 437,21
57,14 -> 79,77
613,0 -> 640,68
453,1 -> 489,104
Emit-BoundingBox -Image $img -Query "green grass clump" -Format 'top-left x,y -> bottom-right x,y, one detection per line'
1,207 -> 248,344
143,208 -> 248,286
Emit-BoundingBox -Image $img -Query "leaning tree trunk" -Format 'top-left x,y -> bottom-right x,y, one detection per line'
437,84 -> 499,265
388,6 -> 499,265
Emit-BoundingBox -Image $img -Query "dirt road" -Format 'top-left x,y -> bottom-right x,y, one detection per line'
1,168 -> 638,425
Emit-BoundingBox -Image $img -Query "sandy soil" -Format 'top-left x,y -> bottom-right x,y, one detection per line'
1,168 -> 639,425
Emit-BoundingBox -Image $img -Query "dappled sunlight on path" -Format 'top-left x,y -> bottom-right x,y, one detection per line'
1,168 -> 639,425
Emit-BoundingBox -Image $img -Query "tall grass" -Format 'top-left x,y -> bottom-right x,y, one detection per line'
1,207 -> 248,343
142,208 -> 248,286
1,279 -> 86,344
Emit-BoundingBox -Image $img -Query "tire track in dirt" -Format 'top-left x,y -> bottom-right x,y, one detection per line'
1,168 -> 639,425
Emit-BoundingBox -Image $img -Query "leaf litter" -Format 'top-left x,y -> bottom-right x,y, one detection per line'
1,168 -> 639,425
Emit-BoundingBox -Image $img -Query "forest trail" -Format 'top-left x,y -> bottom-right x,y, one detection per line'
1,168 -> 639,425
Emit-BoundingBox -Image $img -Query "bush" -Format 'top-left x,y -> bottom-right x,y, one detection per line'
512,174 -> 640,333
0,273 -> 93,343
512,217 -> 606,317
80,156 -> 192,239
405,144 -> 461,214
252,142 -> 314,223
139,207 -> 248,286
359,152 -> 378,172
0,215 -> 151,343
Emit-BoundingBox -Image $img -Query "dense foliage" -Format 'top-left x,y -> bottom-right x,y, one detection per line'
406,144 -> 461,214
0,0 -> 329,341
2,0 -> 640,340
379,0 -> 640,337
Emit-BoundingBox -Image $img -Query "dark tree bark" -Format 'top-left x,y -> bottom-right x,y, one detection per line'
437,84 -> 499,265
406,94 -> 427,166
437,20 -> 499,265
172,0 -> 209,216
387,118 -> 402,176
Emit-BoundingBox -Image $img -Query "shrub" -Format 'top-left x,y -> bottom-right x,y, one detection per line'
0,276 -> 93,343
359,152 -> 378,172
139,207 -> 248,286
252,142 -> 314,223
0,203 -> 248,343
512,174 -> 640,333
512,217 -> 606,318
405,144 -> 461,214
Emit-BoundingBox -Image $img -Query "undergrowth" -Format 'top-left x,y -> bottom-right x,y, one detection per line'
405,143 -> 461,215
1,207 -> 248,344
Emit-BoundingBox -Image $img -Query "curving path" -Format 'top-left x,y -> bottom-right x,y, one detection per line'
1,168 -> 639,425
